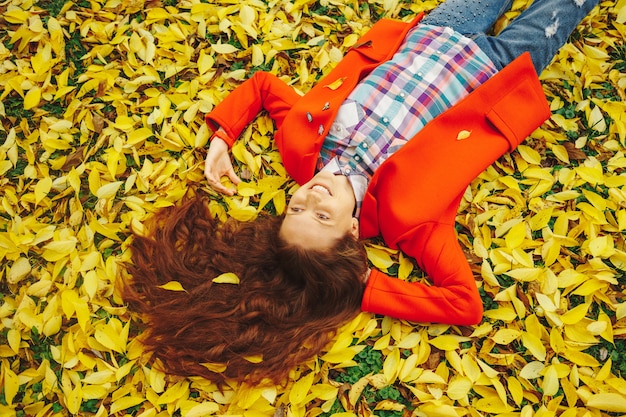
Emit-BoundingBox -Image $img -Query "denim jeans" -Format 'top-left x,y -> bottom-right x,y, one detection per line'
421,0 -> 599,73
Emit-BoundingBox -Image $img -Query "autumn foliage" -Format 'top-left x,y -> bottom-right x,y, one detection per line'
1,0 -> 626,416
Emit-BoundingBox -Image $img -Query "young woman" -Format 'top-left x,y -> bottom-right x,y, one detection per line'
124,0 -> 599,385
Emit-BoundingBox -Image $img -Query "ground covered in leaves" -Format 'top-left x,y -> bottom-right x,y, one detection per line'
1,0 -> 626,416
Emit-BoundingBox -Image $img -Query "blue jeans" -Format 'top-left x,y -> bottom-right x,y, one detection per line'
422,0 -> 599,73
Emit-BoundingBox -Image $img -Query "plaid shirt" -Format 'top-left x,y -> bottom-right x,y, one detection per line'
318,24 -> 498,215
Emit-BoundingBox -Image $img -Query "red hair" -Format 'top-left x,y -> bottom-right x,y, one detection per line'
122,196 -> 367,385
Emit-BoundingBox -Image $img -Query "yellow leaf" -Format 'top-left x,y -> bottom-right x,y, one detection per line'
48,119 -> 73,132
126,127 -> 154,146
31,43 -> 53,76
542,365 -> 560,397
243,354 -> 263,363
398,353 -> 419,382
398,253 -> 414,279
212,272 -> 240,284
428,335 -> 460,351
251,44 -> 264,67
562,349 -> 600,367
325,77 -> 346,90
289,371 -> 315,406
197,49 -> 215,75
447,376 -> 472,400
507,376 -> 524,406
2,365 -> 19,405
237,182 -> 258,196
228,205 -> 258,222
521,332 -> 546,361
201,362 -> 227,373
586,393 -> 626,412
474,396 -> 512,414
185,402 -> 221,417
319,347 -> 360,364
587,235 -> 615,258
94,321 -> 127,353
491,328 -> 521,345
157,281 -> 187,292
561,378 -> 578,407
419,402 -> 461,417
372,332 -> 391,351
7,329 -> 20,354
348,374 -> 373,407
3,8 -> 30,23
456,130 -> 472,140
42,239 -> 77,262
517,144 -> 542,164
374,400 -> 405,411
536,293 -> 557,313
549,327 -> 565,354
157,380 -> 190,405
396,332 -> 421,349
598,311 -> 614,343
34,176 -> 52,205
588,105 -> 607,132
504,268 -> 542,282
211,43 -> 239,54
96,181 -> 123,199
273,190 -> 286,214
365,246 -> 394,270
109,396 -> 145,415
461,354 -> 482,382
66,383 -> 82,415
519,361 -> 545,379
383,347 -> 400,384
505,222 -> 527,249
7,256 -> 32,284
24,86 -> 42,110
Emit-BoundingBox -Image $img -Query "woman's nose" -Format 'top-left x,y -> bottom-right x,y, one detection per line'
306,191 -> 322,204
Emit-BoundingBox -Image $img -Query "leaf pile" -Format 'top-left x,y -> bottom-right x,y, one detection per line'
1,0 -> 626,416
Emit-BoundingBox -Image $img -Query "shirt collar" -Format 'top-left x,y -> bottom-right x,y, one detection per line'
320,157 -> 368,218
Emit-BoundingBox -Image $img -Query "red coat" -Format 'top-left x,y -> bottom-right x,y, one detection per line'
206,15 -> 551,325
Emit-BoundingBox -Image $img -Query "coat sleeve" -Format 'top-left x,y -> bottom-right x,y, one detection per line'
205,72 -> 300,146
361,221 -> 483,326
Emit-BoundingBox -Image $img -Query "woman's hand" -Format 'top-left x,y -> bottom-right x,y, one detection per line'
204,133 -> 241,196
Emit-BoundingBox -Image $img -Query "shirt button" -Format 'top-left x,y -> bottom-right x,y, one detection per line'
382,117 -> 389,124
361,143 -> 368,149
345,168 -> 352,174
417,72 -> 423,77
354,155 -> 361,161
399,92 -> 406,98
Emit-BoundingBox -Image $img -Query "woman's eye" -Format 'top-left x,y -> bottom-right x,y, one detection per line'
290,207 -> 303,213
317,213 -> 329,220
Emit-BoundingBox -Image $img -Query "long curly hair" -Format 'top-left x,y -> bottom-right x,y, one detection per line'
122,196 -> 368,385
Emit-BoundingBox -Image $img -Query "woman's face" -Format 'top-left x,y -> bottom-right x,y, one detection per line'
280,171 -> 359,250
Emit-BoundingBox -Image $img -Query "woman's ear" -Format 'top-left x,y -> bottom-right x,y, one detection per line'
350,218 -> 359,239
